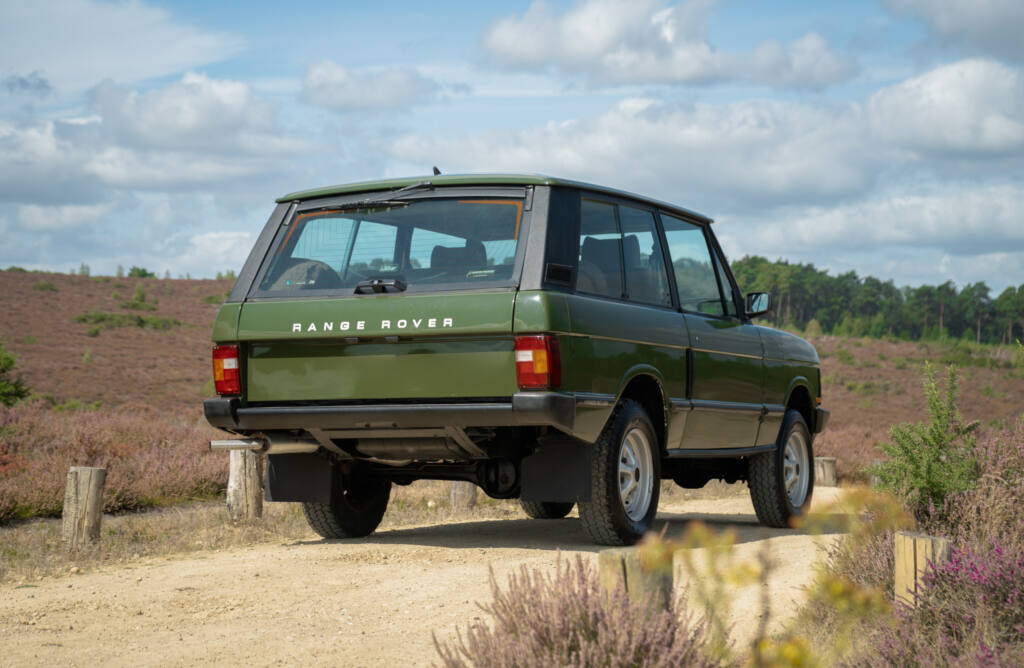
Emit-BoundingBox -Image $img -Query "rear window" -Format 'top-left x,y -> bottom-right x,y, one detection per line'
254,197 -> 523,295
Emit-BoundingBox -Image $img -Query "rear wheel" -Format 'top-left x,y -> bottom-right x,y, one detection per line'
578,400 -> 661,545
519,500 -> 574,519
302,465 -> 391,538
748,409 -> 814,528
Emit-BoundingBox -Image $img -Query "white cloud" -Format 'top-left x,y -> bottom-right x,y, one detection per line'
302,61 -> 440,112
751,33 -> 858,90
868,59 -> 1024,155
885,0 -> 1024,60
481,0 -> 855,89
0,0 -> 242,92
390,96 -> 871,209
173,230 -> 254,277
17,201 -> 120,231
88,73 -> 280,152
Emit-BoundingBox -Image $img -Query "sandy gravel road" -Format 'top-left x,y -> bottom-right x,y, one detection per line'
0,489 -> 843,667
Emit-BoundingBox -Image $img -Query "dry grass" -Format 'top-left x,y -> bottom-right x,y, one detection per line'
0,480 -> 523,584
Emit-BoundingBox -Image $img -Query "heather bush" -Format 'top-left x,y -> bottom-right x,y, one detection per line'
434,556 -> 713,668
870,363 -> 979,520
0,400 -> 226,524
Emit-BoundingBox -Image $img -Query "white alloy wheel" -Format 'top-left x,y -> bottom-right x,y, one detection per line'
618,426 -> 654,522
783,429 -> 810,507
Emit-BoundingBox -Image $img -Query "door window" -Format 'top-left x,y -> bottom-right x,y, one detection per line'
661,213 -> 725,316
618,205 -> 672,307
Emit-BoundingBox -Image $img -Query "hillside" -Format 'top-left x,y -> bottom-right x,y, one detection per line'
0,270 -> 233,412
2,267 -> 1021,479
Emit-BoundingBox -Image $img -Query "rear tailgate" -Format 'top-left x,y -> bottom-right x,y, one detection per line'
237,292 -> 518,402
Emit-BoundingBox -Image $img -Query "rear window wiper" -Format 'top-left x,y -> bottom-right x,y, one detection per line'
336,180 -> 434,212
355,278 -> 407,294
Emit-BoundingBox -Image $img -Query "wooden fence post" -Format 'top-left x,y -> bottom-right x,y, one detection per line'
227,450 -> 264,521
814,456 -> 837,487
598,547 -> 672,610
894,531 -> 951,606
869,459 -> 883,487
62,467 -> 106,553
449,481 -> 478,511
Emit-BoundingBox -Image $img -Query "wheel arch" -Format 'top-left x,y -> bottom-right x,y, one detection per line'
613,366 -> 669,454
783,377 -> 814,433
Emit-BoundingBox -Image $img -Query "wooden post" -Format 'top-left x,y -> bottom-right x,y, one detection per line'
449,481 -> 478,511
227,450 -> 264,521
598,547 -> 672,610
62,467 -> 106,553
814,456 -> 837,487
869,459 -> 883,487
894,531 -> 951,606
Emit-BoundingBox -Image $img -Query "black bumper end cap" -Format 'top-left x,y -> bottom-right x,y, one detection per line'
204,396 -> 239,429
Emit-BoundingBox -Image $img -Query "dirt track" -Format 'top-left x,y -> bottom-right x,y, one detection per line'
0,489 -> 843,667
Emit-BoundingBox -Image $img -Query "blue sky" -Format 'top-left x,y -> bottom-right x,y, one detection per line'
1,0 -> 1022,291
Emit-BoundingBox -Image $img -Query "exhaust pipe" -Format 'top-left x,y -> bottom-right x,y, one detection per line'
209,436 -> 320,455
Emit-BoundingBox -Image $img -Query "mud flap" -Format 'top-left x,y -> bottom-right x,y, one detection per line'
520,440 -> 592,503
265,453 -> 332,503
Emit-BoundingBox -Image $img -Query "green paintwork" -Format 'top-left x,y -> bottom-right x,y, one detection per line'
239,291 -> 517,402
247,338 -> 517,402
212,303 -> 242,342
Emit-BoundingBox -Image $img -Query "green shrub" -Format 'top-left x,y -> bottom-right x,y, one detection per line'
870,363 -> 979,520
6,266 -> 27,272
804,318 -> 824,337
835,347 -> 856,366
31,281 -> 57,292
73,311 -> 181,334
1014,340 -> 1024,370
82,350 -> 93,364
202,294 -> 222,304
0,340 -> 30,407
127,266 -> 155,278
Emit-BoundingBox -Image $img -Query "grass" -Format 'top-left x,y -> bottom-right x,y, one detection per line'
31,281 -> 58,292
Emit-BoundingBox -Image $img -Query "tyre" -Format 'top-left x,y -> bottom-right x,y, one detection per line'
578,399 -> 661,545
302,465 -> 391,539
748,409 -> 814,528
519,500 -> 574,519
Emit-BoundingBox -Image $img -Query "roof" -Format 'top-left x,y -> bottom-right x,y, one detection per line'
276,173 -> 712,223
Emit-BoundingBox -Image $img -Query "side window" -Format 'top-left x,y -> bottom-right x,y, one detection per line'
577,199 -> 623,299
712,250 -> 739,317
661,213 -> 725,316
618,205 -> 672,307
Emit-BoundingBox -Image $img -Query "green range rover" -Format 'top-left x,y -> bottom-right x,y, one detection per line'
205,174 -> 829,546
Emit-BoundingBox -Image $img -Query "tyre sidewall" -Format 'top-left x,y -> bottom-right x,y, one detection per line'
600,402 -> 661,539
331,466 -> 391,537
775,410 -> 814,518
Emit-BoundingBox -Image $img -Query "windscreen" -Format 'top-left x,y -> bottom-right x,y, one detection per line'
255,197 -> 523,295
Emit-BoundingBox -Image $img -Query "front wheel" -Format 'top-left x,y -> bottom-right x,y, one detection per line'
578,400 -> 661,545
302,465 -> 391,539
748,409 -> 814,528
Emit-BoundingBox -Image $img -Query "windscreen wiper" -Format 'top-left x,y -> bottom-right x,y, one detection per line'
354,278 -> 407,294
336,180 -> 434,212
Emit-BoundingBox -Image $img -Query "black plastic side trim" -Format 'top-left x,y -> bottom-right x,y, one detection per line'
814,407 -> 830,434
665,444 -> 776,459
690,399 -> 762,414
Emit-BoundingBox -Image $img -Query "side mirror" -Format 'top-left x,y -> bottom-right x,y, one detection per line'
745,292 -> 772,317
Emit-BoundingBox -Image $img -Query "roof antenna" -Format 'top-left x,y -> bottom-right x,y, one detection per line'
432,166 -> 441,176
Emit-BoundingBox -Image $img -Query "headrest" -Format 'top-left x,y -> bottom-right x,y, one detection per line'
622,234 -> 642,269
581,236 -> 622,273
431,240 -> 486,269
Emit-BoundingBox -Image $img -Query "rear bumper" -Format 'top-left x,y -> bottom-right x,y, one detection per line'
204,392 -> 576,434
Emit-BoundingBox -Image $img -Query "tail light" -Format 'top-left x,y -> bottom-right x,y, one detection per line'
212,344 -> 241,395
515,335 -> 561,390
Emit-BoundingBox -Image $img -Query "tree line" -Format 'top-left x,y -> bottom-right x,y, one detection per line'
730,256 -> 1024,345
